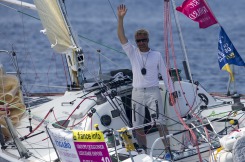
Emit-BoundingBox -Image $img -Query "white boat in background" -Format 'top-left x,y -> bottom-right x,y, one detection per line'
0,0 -> 245,162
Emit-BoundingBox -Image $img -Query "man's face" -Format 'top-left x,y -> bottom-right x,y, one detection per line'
135,34 -> 149,52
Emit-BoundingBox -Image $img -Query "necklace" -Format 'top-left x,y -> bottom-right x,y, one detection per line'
141,50 -> 150,75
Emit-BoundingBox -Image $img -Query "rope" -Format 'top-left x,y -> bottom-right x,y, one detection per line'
78,34 -> 125,55
163,1 -> 203,161
61,96 -> 96,127
25,107 -> 53,137
71,115 -> 88,128
106,0 -> 117,20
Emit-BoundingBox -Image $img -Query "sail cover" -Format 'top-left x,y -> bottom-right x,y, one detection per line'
34,0 -> 74,53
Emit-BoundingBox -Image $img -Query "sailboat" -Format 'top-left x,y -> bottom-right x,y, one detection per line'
0,0 -> 245,162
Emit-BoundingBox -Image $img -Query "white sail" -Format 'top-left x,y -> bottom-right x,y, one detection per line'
34,0 -> 84,86
1,0 -> 85,86
33,0 -> 75,53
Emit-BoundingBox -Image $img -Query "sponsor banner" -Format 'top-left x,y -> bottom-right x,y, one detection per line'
73,130 -> 112,162
73,130 -> 104,142
48,128 -> 80,162
176,0 -> 217,28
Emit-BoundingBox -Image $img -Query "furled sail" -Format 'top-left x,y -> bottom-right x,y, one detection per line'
33,0 -> 74,53
0,65 -> 26,138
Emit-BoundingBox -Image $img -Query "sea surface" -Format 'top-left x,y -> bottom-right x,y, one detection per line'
0,0 -> 245,94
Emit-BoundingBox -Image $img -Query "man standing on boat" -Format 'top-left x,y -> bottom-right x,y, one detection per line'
117,4 -> 174,154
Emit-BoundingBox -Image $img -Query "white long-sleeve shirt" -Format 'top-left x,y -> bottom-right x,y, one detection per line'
122,41 -> 174,90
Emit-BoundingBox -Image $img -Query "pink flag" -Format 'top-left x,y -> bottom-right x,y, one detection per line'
176,0 -> 218,28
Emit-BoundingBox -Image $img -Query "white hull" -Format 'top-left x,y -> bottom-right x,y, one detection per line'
0,79 -> 244,162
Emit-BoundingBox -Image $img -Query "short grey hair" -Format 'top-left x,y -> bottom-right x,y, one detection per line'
134,29 -> 149,38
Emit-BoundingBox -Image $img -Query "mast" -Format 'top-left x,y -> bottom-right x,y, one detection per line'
170,0 -> 193,82
57,0 -> 85,88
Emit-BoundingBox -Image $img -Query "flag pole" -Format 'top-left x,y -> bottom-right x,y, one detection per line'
171,0 -> 193,82
226,75 -> 231,96
204,0 -> 239,95
232,65 -> 237,94
226,65 -> 237,95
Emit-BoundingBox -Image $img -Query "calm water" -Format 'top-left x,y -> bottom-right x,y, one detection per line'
0,0 -> 245,94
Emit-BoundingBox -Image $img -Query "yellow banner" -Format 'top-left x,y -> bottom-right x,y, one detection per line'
73,130 -> 104,142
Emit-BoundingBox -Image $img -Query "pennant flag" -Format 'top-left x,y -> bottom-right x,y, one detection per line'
218,27 -> 245,81
176,0 -> 218,28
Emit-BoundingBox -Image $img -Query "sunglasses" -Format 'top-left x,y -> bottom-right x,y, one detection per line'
135,38 -> 148,43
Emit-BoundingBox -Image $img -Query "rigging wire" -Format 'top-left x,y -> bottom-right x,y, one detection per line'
1,1 -> 245,67
106,0 -> 118,21
79,40 -> 123,70
78,34 -> 126,55
83,64 -> 181,128
0,2 -> 70,93
0,1 -> 244,161
115,95 -> 181,125
0,2 -> 40,20
19,0 -> 35,96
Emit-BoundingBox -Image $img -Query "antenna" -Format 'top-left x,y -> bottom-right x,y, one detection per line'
97,49 -> 102,78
